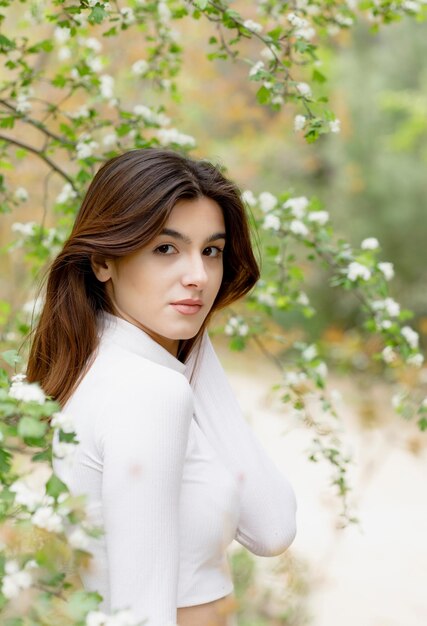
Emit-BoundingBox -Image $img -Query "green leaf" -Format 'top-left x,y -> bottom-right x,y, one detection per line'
88,6 -> 108,24
1,350 -> 22,367
194,0 -> 208,8
103,26 -> 117,37
27,39 -> 54,54
228,336 -> 246,351
312,68 -> 327,83
32,448 -> 52,463
256,85 -> 271,105
0,34 -> 15,51
0,448 -> 12,477
66,591 -> 103,621
45,474 -> 68,499
0,116 -> 15,129
18,416 -> 47,439
418,417 -> 427,432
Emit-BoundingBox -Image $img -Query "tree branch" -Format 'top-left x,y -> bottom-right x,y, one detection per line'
0,134 -> 77,190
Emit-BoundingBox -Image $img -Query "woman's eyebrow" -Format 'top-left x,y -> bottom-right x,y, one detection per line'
159,228 -> 227,245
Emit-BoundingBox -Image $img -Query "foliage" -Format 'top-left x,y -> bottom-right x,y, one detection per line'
0,0 -> 426,623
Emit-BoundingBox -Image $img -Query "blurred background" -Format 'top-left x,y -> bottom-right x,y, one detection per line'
1,6 -> 427,626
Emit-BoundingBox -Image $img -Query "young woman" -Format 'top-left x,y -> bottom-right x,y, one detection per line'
27,148 -> 297,626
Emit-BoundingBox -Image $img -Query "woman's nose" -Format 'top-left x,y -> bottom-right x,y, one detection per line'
181,253 -> 209,288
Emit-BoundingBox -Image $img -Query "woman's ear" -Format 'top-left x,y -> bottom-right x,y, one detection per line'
91,254 -> 114,283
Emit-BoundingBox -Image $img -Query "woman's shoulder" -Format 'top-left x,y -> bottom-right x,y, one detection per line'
78,339 -> 192,404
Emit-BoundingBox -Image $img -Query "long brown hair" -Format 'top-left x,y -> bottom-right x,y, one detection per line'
26,148 -> 261,406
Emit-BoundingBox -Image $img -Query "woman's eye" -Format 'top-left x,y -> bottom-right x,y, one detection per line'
154,244 -> 176,255
204,246 -> 223,258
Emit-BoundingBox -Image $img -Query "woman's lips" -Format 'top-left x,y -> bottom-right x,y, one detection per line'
171,303 -> 202,315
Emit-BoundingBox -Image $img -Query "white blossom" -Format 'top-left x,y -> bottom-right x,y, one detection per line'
297,291 -> 309,306
307,210 -> 329,225
361,237 -> 379,250
314,361 -> 328,379
2,560 -> 33,599
407,353 -> 424,367
289,219 -> 309,236
249,60 -> 264,78
71,105 -> 90,119
262,214 -> 281,231
10,480 -> 44,511
85,37 -> 103,53
294,114 -> 306,131
53,441 -> 78,462
296,82 -> 312,98
241,190 -> 256,207
56,182 -> 78,204
11,221 -> 36,237
103,133 -> 119,147
392,392 -> 405,408
382,345 -> 397,364
271,95 -> 284,106
51,411 -> 75,434
132,104 -> 170,127
76,139 -> 99,159
54,26 -> 70,44
378,261 -> 394,281
16,93 -> 31,114
243,19 -> 263,33
283,370 -> 307,386
401,325 -> 419,349
9,381 -> 46,404
32,506 -> 63,533
224,316 -> 249,337
68,527 -> 91,550
403,0 -> 421,11
13,187 -> 29,202
296,25 -> 316,40
380,320 -> 393,330
346,261 -> 371,281
336,13 -> 354,26
158,1 -> 171,22
260,46 -> 276,61
257,291 -> 276,306
99,74 -> 114,99
120,7 -> 135,24
258,191 -> 277,212
157,128 -> 196,148
372,297 -> 401,318
132,59 -> 149,76
58,46 -> 71,61
287,13 -> 305,28
329,119 -> 341,133
87,56 -> 103,73
302,344 -> 317,361
283,196 -> 309,218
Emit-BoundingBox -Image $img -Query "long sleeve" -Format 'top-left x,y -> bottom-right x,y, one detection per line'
101,364 -> 194,625
185,329 -> 297,557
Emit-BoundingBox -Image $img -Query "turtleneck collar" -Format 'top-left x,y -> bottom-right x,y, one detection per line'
97,311 -> 187,375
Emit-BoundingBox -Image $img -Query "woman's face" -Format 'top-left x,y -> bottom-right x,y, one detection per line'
95,196 -> 226,356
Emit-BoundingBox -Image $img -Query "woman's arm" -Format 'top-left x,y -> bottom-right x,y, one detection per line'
101,365 -> 194,625
185,329 -> 297,557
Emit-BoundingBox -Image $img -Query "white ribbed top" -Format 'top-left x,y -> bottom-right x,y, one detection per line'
52,312 -> 297,625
